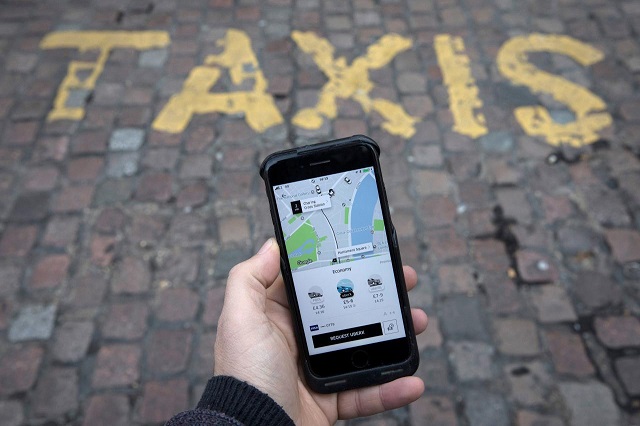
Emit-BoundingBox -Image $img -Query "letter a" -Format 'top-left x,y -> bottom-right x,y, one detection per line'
153,29 -> 283,134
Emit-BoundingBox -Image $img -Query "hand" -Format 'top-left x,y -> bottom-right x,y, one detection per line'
214,238 -> 429,425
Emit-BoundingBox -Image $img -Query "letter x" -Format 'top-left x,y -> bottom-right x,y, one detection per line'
291,31 -> 418,138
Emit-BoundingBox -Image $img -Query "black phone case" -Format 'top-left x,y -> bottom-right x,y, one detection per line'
260,135 -> 419,393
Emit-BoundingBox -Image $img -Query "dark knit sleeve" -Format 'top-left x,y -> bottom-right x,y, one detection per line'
165,376 -> 294,426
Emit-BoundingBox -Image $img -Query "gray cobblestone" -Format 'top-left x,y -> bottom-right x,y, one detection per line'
479,131 -> 514,153
559,381 -> 621,426
505,361 -> 553,406
139,49 -> 168,68
549,109 -> 575,124
0,400 -> 23,426
109,128 -> 145,151
615,356 -> 640,396
528,285 -> 577,323
494,318 -> 541,356
448,341 -> 495,381
464,390 -> 509,426
9,305 -> 57,342
66,89 -> 90,108
106,152 -> 140,177
493,82 -> 539,108
439,296 -> 490,341
94,179 -> 134,205
52,321 -> 94,362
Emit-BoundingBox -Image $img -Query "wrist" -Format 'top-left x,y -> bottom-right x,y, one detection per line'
198,376 -> 294,426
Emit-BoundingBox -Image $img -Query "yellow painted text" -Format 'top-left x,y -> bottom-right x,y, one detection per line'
39,30 -> 614,147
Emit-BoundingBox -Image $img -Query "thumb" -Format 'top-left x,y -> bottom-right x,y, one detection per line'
224,238 -> 281,311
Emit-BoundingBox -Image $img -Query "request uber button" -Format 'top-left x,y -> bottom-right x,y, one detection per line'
312,323 -> 383,348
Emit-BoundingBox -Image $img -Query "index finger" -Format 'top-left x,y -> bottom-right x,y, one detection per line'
403,265 -> 418,292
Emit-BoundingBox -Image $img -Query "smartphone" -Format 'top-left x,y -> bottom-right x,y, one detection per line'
260,135 -> 419,393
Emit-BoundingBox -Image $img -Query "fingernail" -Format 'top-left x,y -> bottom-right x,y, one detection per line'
258,238 -> 273,254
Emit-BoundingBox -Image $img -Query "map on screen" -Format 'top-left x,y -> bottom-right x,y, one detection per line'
273,167 -> 390,272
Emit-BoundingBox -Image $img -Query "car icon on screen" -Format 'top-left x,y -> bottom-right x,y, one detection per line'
344,177 -> 351,184
367,274 -> 384,292
308,286 -> 324,303
336,279 -> 355,298
315,184 -> 321,194
368,278 -> 382,287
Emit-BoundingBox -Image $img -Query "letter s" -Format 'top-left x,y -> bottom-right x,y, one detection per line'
496,34 -> 612,147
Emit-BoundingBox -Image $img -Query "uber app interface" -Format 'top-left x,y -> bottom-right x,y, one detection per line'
273,167 -> 406,355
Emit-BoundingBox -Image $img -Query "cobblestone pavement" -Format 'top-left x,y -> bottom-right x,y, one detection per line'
1,0 -> 640,424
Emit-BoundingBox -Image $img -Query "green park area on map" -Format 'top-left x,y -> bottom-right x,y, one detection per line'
285,220 -> 332,270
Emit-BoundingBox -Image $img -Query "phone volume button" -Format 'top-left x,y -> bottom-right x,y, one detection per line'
280,257 -> 287,271
391,226 -> 399,248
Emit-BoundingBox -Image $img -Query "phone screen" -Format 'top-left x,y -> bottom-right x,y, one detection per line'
272,166 -> 406,356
